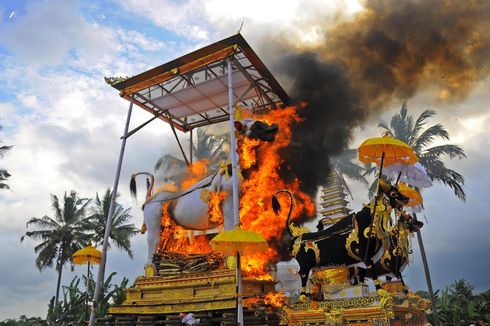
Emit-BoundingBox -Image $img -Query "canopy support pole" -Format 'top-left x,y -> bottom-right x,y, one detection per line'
227,58 -> 239,229
120,111 -> 164,140
169,120 -> 190,167
189,129 -> 193,164
89,97 -> 134,326
227,57 -> 243,325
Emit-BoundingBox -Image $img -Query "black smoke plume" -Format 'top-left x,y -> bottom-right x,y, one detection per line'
274,0 -> 490,199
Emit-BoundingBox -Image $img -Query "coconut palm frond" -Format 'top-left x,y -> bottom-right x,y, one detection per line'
421,145 -> 466,160
333,160 -> 369,185
85,189 -> 137,257
377,102 -> 466,202
420,157 -> 466,201
413,124 -> 449,152
411,109 -> 436,141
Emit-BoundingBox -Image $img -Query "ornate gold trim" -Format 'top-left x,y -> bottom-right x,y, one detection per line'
345,214 -> 360,260
304,241 -> 321,265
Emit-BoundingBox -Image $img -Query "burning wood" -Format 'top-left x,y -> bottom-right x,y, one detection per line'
153,252 -> 223,277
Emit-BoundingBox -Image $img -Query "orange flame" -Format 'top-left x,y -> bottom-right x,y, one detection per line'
156,181 -> 179,193
239,106 -> 315,278
264,291 -> 288,308
155,106 -> 316,276
243,291 -> 288,308
158,202 -> 212,254
208,191 -> 227,225
181,159 -> 209,190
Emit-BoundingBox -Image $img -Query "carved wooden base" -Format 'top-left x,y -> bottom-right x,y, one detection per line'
108,268 -> 275,315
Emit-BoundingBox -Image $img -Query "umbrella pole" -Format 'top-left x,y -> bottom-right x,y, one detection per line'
86,261 -> 90,323
364,152 -> 385,262
395,171 -> 402,185
236,251 -> 243,325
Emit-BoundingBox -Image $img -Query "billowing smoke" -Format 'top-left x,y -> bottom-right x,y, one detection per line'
275,0 -> 490,198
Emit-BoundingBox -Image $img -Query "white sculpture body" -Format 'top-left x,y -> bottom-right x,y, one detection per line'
134,170 -> 236,265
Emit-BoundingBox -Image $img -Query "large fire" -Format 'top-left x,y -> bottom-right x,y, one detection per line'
158,202 -> 213,254
239,106 -> 315,278
156,106 -> 315,278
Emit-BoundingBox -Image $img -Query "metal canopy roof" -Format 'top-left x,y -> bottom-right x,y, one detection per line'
107,34 -> 290,132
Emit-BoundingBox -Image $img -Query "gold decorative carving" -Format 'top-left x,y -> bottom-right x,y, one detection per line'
289,223 -> 311,237
104,76 -> 130,86
304,241 -> 321,265
199,189 -> 211,203
345,214 -> 360,260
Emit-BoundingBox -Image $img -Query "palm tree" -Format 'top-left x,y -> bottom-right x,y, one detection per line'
378,102 -> 466,326
192,128 -> 229,164
378,101 -> 466,200
154,127 -> 229,183
82,189 -> 138,258
330,148 -> 369,185
0,126 -> 13,190
21,191 -> 91,303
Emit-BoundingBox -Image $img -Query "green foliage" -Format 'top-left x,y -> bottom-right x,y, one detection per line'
154,127 -> 229,180
435,279 -> 490,326
46,271 -> 128,325
0,125 -> 13,190
0,316 -> 47,326
81,189 -> 138,258
331,148 -> 369,185
21,191 -> 91,302
21,188 -> 136,307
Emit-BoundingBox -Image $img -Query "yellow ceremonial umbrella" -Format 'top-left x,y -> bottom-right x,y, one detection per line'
211,228 -> 268,326
211,229 -> 268,254
72,243 -> 101,322
72,244 -> 102,265
358,134 -> 418,261
358,135 -> 418,167
398,182 -> 423,207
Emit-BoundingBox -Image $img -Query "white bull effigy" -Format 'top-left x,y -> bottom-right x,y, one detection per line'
130,118 -> 279,266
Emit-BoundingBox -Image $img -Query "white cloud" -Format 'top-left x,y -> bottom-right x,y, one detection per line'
118,0 -> 210,40
0,0 -> 105,66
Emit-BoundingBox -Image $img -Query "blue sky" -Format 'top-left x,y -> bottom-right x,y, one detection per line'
0,0 -> 489,320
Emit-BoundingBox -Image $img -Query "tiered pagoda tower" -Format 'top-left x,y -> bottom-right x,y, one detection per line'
318,170 -> 352,229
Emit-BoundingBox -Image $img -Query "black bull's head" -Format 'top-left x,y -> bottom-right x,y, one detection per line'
378,178 -> 410,209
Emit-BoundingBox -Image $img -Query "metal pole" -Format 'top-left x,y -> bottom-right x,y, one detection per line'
227,58 -> 239,228
236,251 -> 243,326
228,57 -> 243,326
189,129 -> 193,164
88,98 -> 134,326
414,215 -> 440,326
86,260 -> 90,323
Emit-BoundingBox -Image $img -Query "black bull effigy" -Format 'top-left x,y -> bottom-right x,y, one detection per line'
272,179 -> 417,298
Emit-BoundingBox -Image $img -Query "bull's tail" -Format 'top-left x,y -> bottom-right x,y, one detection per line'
272,189 -> 295,237
130,172 -> 155,234
130,172 -> 155,202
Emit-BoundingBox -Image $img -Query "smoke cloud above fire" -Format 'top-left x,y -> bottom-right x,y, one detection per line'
272,0 -> 490,198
